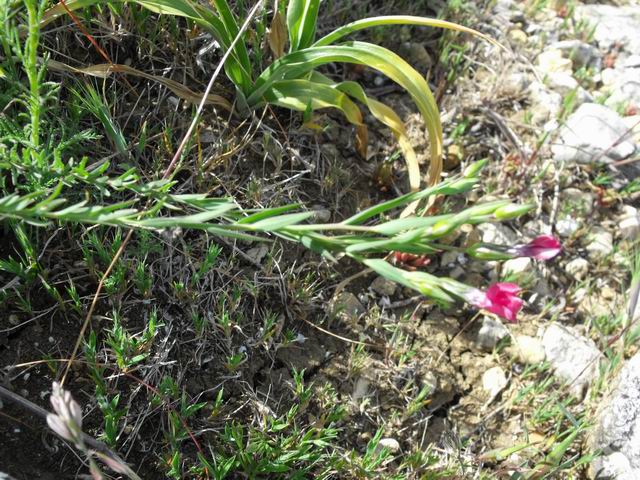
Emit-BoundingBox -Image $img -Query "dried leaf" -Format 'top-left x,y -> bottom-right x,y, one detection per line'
268,11 -> 287,59
46,59 -> 232,111
355,124 -> 368,159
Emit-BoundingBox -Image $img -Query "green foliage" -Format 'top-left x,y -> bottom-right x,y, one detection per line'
42,0 -> 495,189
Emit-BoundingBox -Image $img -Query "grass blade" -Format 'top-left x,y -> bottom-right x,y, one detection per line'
313,15 -> 500,49
286,0 -> 320,52
47,60 -> 232,110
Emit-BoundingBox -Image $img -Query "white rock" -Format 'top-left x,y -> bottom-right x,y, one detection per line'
605,69 -> 640,111
565,258 -> 589,280
370,276 -> 397,297
440,250 -> 459,267
529,81 -> 563,124
589,352 -> 640,479
562,188 -> 595,215
600,68 -> 618,87
552,103 -> 636,164
377,437 -> 401,453
549,39 -> 602,70
542,324 -> 603,397
476,317 -> 509,350
482,366 -> 508,397
556,216 -> 580,237
623,55 -> 640,69
620,206 -> 640,240
545,71 -> 578,91
510,335 -> 546,365
537,49 -> 572,75
576,5 -> 640,54
586,229 -> 614,259
544,72 -> 593,106
477,223 -> 517,245
622,115 -> 640,144
502,257 -> 532,277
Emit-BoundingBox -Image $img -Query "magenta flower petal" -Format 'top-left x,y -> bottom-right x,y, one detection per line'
463,282 -> 523,322
512,235 -> 562,260
488,282 -> 521,295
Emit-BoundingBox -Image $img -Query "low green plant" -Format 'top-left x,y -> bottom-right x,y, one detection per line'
42,0 -> 496,191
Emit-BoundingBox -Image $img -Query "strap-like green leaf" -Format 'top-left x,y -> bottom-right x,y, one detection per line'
286,0 -> 320,52
262,79 -> 363,126
249,41 -> 443,187
313,15 -> 499,49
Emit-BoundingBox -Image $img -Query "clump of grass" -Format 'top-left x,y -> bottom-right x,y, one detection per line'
42,0 -> 498,192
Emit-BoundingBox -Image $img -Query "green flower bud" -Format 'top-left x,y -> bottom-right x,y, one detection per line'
463,159 -> 488,178
428,218 -> 458,237
440,178 -> 478,195
467,200 -> 511,217
494,203 -> 534,220
466,243 -> 514,261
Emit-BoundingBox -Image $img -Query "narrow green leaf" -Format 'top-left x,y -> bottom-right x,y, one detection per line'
286,0 -> 320,51
248,211 -> 316,230
248,41 -> 443,186
313,15 -> 500,49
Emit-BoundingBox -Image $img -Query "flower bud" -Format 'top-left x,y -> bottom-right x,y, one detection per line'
440,178 -> 478,195
494,203 -> 534,220
463,159 -> 488,178
466,243 -> 513,261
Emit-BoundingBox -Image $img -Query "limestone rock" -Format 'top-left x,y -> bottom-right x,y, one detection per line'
589,352 -> 640,479
370,276 -> 397,297
619,206 -> 640,240
542,324 -> 603,397
576,5 -> 640,54
502,257 -> 532,277
586,229 -> 614,260
476,317 -> 509,351
509,335 -> 546,364
552,103 -> 636,164
482,366 -> 508,397
537,49 -> 572,75
565,258 -> 589,280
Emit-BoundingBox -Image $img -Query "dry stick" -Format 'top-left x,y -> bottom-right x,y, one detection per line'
60,0 -> 265,385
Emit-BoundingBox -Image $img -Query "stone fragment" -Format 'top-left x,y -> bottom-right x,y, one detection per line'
509,335 -> 546,364
542,324 -> 603,397
565,258 -> 589,280
482,366 -> 508,397
586,229 -> 614,260
370,276 -> 397,297
476,317 -> 509,351
589,352 -> 640,479
552,103 -> 636,164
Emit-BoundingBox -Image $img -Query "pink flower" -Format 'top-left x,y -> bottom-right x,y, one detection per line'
463,282 -> 523,322
511,235 -> 562,260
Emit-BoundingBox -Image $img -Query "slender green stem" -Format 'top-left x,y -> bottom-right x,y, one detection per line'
24,0 -> 41,154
